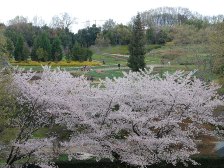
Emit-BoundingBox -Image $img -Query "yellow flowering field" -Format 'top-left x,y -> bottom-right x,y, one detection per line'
10,61 -> 102,67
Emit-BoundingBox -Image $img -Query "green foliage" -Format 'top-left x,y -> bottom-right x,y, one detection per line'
0,128 -> 19,144
4,18 -> 76,63
172,25 -> 197,44
146,27 -> 155,44
33,125 -> 72,141
156,29 -> 170,44
71,42 -> 82,61
217,77 -> 224,95
0,70 -> 18,138
22,43 -> 30,60
91,45 -> 129,55
71,42 -> 93,61
102,19 -> 116,32
76,24 -> 101,47
4,27 -> 18,46
32,32 -> 52,61
0,26 -> 8,58
59,27 -> 73,49
32,127 -> 50,138
14,35 -> 23,61
128,13 -> 146,71
6,17 -> 35,47
113,24 -> 131,45
14,34 -> 28,61
145,44 -> 162,52
185,18 -> 209,29
51,36 -> 63,61
171,25 -> 211,45
49,125 -> 73,141
6,39 -> 14,59
102,22 -> 131,45
209,22 -> 224,74
85,69 -> 125,80
95,33 -> 111,47
36,47 -> 48,61
146,27 -> 171,45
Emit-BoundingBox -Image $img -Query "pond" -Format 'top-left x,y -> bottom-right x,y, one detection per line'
216,141 -> 224,150
215,141 -> 224,157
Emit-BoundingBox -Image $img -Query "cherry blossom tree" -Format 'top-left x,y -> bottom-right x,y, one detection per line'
8,66 -> 224,168
2,68 -> 55,168
62,69 -> 223,167
4,66 -> 94,167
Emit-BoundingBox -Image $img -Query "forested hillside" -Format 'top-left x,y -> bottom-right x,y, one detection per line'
0,7 -> 223,74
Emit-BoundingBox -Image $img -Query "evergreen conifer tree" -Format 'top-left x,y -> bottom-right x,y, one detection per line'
14,34 -> 24,61
128,13 -> 146,71
51,36 -> 63,61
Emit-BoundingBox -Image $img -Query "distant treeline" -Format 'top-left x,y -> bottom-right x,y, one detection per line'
141,7 -> 224,28
0,7 -> 223,63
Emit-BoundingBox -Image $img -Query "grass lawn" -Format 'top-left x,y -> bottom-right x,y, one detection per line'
0,128 -> 19,143
70,69 -> 126,81
92,54 -> 127,66
90,45 -> 129,55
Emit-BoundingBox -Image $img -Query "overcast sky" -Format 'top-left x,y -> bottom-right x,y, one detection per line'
1,0 -> 223,32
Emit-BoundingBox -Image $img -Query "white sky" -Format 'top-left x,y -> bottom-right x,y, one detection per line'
0,0 -> 224,32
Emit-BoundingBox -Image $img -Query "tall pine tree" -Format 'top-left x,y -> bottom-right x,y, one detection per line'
51,36 -> 63,61
14,34 -> 24,61
128,13 -> 146,71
